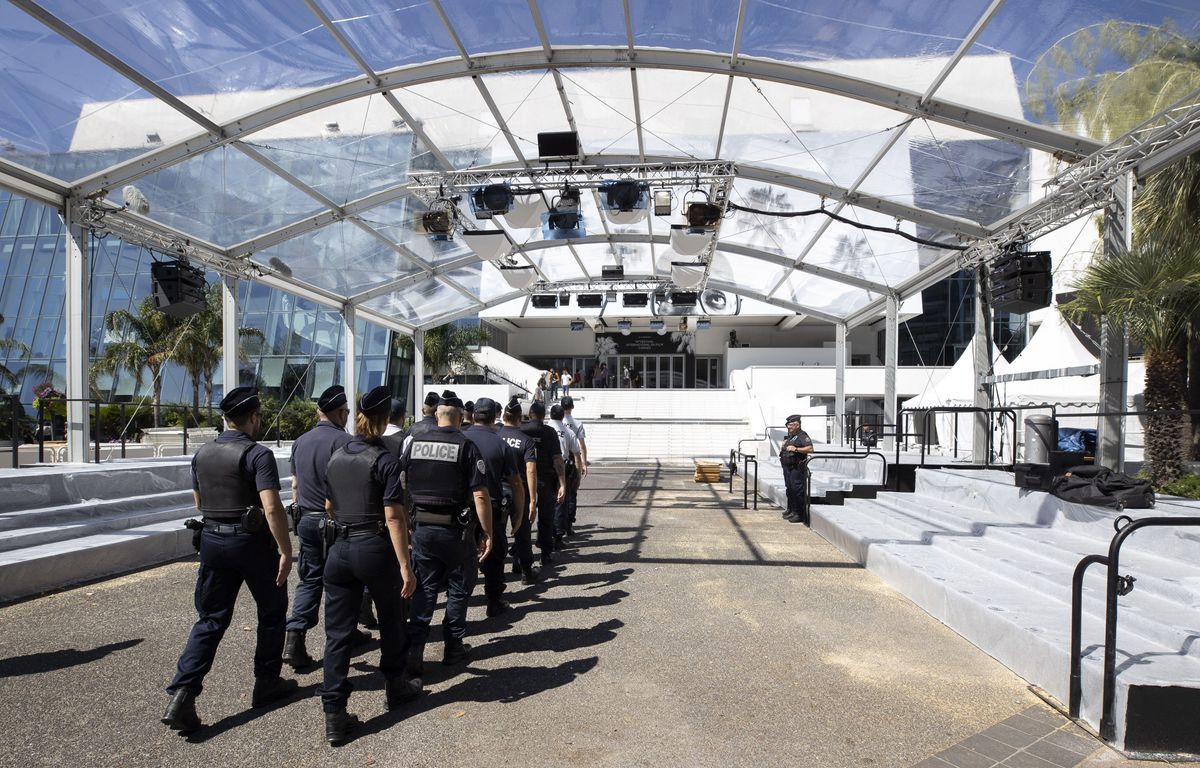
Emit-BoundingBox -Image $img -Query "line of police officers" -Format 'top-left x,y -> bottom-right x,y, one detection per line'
162,383 -> 587,746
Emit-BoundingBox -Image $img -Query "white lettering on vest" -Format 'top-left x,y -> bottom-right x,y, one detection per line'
411,440 -> 461,463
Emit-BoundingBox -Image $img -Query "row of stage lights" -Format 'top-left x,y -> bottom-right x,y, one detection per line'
569,317 -> 712,335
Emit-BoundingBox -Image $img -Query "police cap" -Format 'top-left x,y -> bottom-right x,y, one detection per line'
316,385 -> 347,414
528,400 -> 546,418
440,389 -> 464,409
389,397 -> 406,421
473,397 -> 498,419
359,385 -> 392,418
503,396 -> 522,418
785,414 -> 803,425
220,386 -> 260,419
560,395 -> 574,409
423,391 -> 442,407
549,403 -> 565,420
464,400 -> 475,415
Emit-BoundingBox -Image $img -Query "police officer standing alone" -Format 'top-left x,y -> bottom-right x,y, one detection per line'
499,397 -> 539,584
321,386 -> 421,745
404,391 -> 492,673
781,414 -> 814,525
464,398 -> 525,616
282,386 -> 354,669
521,401 -> 566,568
162,387 -> 296,734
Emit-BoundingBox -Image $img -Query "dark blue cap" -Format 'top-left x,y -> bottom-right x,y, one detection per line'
440,389 -> 464,409
220,387 -> 260,418
473,397 -> 498,419
359,385 -> 392,417
316,385 -> 346,413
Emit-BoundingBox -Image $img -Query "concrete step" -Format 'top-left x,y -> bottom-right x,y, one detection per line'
0,497 -> 200,552
0,488 -> 197,532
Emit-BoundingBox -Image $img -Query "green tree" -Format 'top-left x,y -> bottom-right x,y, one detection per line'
0,314 -> 30,394
91,296 -> 182,427
169,284 -> 263,423
1060,241 -> 1200,486
394,322 -> 490,382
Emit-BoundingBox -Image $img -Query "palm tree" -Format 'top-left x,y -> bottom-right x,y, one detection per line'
1060,241 -> 1200,485
394,322 -> 490,383
0,314 -> 30,394
92,296 -> 182,427
168,284 -> 263,423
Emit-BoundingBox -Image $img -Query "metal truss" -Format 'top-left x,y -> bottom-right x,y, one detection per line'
407,161 -> 737,196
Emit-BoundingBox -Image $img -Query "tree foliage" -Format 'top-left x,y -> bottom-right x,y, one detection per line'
91,296 -> 182,427
394,323 -> 490,380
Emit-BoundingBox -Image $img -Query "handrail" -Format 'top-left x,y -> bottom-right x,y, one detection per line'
735,447 -> 889,511
897,406 -> 1017,468
1068,515 -> 1200,741
481,365 -> 533,394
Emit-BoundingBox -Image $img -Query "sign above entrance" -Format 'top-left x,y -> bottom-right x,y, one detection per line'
596,332 -> 687,355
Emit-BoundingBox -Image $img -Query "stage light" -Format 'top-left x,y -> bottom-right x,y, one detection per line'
531,293 -> 559,309
600,180 -> 649,225
649,319 -> 665,331
618,319 -> 632,335
670,291 -> 699,307
498,265 -> 537,290
576,293 -> 603,308
469,184 -> 514,219
670,224 -> 709,256
462,229 -> 514,261
570,320 -> 586,332
544,185 -> 584,239
671,261 -> 704,289
653,189 -> 672,217
622,292 -> 649,308
686,200 -> 722,227
696,318 -> 711,331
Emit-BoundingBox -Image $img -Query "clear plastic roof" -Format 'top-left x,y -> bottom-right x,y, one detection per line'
1,0 -> 1196,331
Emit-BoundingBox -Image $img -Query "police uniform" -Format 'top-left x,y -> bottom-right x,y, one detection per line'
283,386 -> 352,668
521,401 -> 563,566
322,386 -> 421,745
498,398 -> 538,582
561,397 -> 586,534
162,387 -> 295,734
549,404 -> 581,545
781,414 -> 813,525
464,398 -> 521,615
403,391 -> 489,670
403,391 -> 441,445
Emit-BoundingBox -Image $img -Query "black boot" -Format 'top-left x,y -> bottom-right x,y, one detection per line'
161,688 -> 201,734
520,565 -> 540,586
406,645 -> 425,680
443,639 -> 471,666
385,674 -> 424,709
783,510 -> 800,523
325,709 -> 360,746
486,598 -> 511,617
511,558 -> 521,576
282,630 -> 314,669
251,675 -> 298,708
358,595 -> 379,629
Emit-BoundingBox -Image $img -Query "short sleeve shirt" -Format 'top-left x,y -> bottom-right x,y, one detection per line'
289,421 -> 353,510
550,419 -> 580,458
192,430 -> 280,493
465,425 -> 520,503
521,420 -> 562,482
564,413 -> 586,441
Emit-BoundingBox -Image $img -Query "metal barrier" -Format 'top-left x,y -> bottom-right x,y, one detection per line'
895,406 -> 1018,468
732,446 -> 889,512
1068,515 -> 1200,741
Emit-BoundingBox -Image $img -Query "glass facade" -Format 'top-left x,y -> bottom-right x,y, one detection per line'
0,189 -> 400,412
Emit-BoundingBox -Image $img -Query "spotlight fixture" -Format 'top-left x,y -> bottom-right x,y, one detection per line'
696,317 -> 711,331
649,319 -> 665,331
545,185 -> 584,239
570,320 -> 586,332
531,293 -> 559,309
600,179 -> 649,225
622,292 -> 649,308
653,189 -> 672,217
469,183 -> 514,219
617,319 -> 632,335
576,293 -> 603,308
685,200 -> 722,228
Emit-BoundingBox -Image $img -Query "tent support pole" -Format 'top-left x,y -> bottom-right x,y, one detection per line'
973,267 -> 994,463
835,321 -> 846,445
884,295 -> 898,451
1098,174 -> 1131,472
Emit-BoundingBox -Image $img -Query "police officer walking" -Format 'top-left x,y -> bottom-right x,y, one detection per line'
781,414 -> 814,525
548,403 -> 582,549
499,397 -> 539,584
560,396 -> 588,536
161,387 -> 296,734
521,401 -> 566,568
282,385 -> 353,669
464,398 -> 524,617
404,391 -> 492,673
321,386 -> 421,746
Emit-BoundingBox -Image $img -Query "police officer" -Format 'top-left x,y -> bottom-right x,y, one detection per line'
499,397 -> 539,584
321,386 -> 421,746
521,401 -> 566,567
549,403 -> 582,549
162,387 -> 296,734
465,398 -> 524,616
406,391 -> 441,442
781,414 -> 814,525
282,385 -> 354,669
559,396 -> 588,536
404,391 -> 492,673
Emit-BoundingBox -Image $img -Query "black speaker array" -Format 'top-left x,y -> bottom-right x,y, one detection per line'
151,260 -> 207,318
990,249 -> 1051,314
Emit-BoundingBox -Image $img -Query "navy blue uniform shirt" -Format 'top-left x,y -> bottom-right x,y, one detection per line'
290,420 -> 353,510
465,424 -> 519,503
498,425 -> 536,491
192,430 -> 280,493
338,438 -> 405,505
521,420 -> 562,483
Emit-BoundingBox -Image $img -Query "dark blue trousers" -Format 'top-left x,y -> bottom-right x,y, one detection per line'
408,524 -> 476,645
168,526 -> 287,694
783,463 -> 809,521
555,467 -> 579,535
480,506 -> 509,601
509,487 -> 535,571
535,479 -> 558,562
285,514 -> 325,631
321,533 -> 408,712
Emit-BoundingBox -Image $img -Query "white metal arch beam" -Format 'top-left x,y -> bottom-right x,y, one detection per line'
66,47 -> 1103,200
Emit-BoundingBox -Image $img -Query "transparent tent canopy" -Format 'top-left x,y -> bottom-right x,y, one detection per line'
1,0 -> 1197,331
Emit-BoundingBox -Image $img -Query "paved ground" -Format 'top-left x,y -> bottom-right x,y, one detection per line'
0,464 -> 1190,767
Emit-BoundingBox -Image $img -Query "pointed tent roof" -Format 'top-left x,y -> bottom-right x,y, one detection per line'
903,337 -> 1008,410
1002,311 -> 1099,379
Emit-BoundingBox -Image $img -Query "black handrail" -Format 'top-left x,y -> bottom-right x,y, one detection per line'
897,406 -> 1018,468
1068,515 -> 1200,741
736,448 -> 888,511
481,365 -> 533,394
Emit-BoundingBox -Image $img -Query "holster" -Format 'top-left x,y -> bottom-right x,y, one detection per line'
318,516 -> 337,557
183,517 -> 204,551
240,505 -> 266,533
458,506 -> 477,544
286,502 -> 301,533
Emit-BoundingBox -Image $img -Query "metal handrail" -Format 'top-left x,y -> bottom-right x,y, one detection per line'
1068,515 -> 1200,741
736,448 -> 889,511
897,406 -> 1018,468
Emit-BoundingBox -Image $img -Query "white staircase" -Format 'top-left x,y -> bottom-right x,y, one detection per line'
472,346 -> 542,394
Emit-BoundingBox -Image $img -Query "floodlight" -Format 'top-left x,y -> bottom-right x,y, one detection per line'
618,319 -> 632,335
601,264 -> 625,280
504,194 -> 547,229
469,184 -> 514,220
622,292 -> 649,308
462,229 -> 513,261
576,293 -> 603,308
570,320 -> 586,332
420,200 -> 457,240
696,317 -> 711,331
600,180 -> 649,225
560,291 -> 572,305
649,319 -> 665,331
671,261 -> 704,289
544,186 -> 585,239
686,201 -> 722,227
670,291 -> 699,307
498,265 -> 537,290
605,290 -> 618,301
670,224 -> 710,256
653,189 -> 672,217
531,293 -> 559,309
537,131 -> 581,162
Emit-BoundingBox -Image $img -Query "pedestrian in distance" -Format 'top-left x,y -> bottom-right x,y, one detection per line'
780,414 -> 814,525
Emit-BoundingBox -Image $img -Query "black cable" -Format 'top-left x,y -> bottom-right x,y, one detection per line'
725,201 -> 969,251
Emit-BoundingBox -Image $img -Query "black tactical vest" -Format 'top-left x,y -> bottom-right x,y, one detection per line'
327,443 -> 386,525
194,439 -> 260,520
407,429 -> 470,509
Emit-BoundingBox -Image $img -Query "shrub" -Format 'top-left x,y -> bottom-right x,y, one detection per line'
1159,473 -> 1200,499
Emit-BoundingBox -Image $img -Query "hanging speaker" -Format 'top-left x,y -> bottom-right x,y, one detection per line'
151,260 -> 206,318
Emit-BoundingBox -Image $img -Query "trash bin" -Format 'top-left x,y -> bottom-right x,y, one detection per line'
1024,414 -> 1057,465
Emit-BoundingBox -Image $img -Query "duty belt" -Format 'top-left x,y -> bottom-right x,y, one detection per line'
414,509 -> 456,526
202,519 -> 250,534
332,520 -> 385,540
300,508 -> 325,516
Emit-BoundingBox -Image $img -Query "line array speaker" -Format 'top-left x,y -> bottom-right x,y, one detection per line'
151,260 -> 206,318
